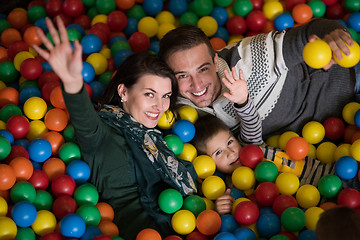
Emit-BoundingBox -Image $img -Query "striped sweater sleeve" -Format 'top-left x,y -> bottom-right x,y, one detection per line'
235,98 -> 264,145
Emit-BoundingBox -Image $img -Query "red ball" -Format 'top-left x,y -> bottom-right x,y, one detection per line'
7,41 -> 29,60
6,114 -> 30,139
337,188 -> 360,208
73,14 -> 91,30
40,232 -> 63,240
185,230 -> 209,240
4,145 -> 29,164
326,3 -> 346,19
93,235 -> 113,240
62,0 -> 84,17
250,0 -> 264,11
226,16 -> 247,35
87,27 -> 109,45
322,0 -> 338,5
20,58 -> 43,80
323,117 -> 345,140
272,194 -> 298,216
41,79 -> 61,103
52,195 -> 77,219
234,201 -> 259,225
55,12 -> 74,27
255,182 -> 279,207
107,10 -> 127,32
246,10 -> 267,32
85,83 -> 93,99
128,32 -> 150,53
51,174 -> 76,197
240,144 -> 264,168
285,0 -> 305,11
46,0 -> 63,17
27,169 -> 49,190
285,136 -> 309,161
164,236 -> 183,240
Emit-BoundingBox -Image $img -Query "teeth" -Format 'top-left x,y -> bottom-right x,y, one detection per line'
146,112 -> 159,117
192,88 -> 206,96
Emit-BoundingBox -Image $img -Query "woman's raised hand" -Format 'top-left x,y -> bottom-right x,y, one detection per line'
32,16 -> 84,94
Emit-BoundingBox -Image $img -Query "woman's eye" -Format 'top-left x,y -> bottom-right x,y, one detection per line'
163,94 -> 171,99
145,93 -> 154,97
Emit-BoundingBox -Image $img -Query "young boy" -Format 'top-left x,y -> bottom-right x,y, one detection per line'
192,114 -> 336,215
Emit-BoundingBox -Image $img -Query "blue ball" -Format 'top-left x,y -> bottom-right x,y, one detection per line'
335,156 -> 358,180
27,138 -> 52,163
143,0 -> 164,16
168,0 -> 188,17
214,232 -> 237,240
230,187 -> 244,199
60,213 -> 86,238
109,35 -> 127,47
355,109 -> 360,128
42,62 -> 53,72
347,12 -> 360,32
149,40 -> 160,54
124,18 -> 139,37
214,26 -> 229,42
66,160 -> 91,184
274,13 -> 294,32
89,80 -> 105,100
11,201 -> 37,227
81,34 -> 103,55
256,213 -> 281,238
0,129 -> 14,144
211,7 -> 228,26
67,24 -> 85,36
34,17 -> 48,34
114,49 -> 133,68
233,227 -> 257,240
20,87 -> 42,105
13,138 -> 29,149
172,119 -> 196,143
80,226 -> 103,240
297,230 -> 317,240
259,206 -> 274,216
82,62 -> 96,83
219,214 -> 239,233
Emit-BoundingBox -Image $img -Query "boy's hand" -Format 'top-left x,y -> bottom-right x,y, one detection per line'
215,189 -> 234,215
222,67 -> 249,106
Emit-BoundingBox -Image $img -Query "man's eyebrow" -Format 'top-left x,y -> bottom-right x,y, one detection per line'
173,62 -> 212,75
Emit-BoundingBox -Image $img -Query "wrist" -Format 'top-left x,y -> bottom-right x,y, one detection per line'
234,98 -> 249,108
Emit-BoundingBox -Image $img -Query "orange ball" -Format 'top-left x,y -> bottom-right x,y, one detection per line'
136,228 -> 162,240
115,0 -> 135,10
0,164 -> 16,190
0,87 -> 19,108
0,47 -> 9,63
1,28 -> 22,48
50,86 -> 66,109
210,37 -> 226,50
7,9 -> 28,30
285,136 -> 309,160
97,220 -> 119,237
23,26 -> 43,46
292,3 -> 313,24
319,202 -> 337,211
43,131 -> 65,155
42,157 -> 66,181
96,202 -> 115,221
9,156 -> 33,181
44,108 -> 69,132
262,20 -> 275,33
196,210 -> 222,236
0,190 -> 9,202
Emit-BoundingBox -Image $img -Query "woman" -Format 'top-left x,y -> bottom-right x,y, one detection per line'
33,17 -> 198,239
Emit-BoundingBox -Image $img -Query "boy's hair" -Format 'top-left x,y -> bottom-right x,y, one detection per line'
192,114 -> 231,155
316,206 -> 360,240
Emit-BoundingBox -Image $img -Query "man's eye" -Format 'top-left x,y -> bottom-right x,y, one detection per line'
177,74 -> 188,80
200,67 -> 208,72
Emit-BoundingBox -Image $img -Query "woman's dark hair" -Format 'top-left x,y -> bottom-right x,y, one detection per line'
98,52 -> 179,111
192,114 -> 231,155
158,25 -> 216,64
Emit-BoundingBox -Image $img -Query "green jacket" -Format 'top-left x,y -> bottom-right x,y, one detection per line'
63,87 -> 177,239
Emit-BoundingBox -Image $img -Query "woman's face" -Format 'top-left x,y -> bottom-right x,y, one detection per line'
119,74 -> 172,128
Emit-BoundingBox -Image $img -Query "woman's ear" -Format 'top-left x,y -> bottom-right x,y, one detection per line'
117,84 -> 127,102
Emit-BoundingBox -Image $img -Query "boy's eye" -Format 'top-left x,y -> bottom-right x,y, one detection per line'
227,139 -> 234,145
215,150 -> 222,156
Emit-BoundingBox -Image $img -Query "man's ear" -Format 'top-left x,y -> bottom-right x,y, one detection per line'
214,53 -> 219,72
117,84 -> 127,102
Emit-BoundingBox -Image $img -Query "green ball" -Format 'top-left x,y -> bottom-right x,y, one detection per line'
83,0 -> 96,7
33,190 -> 53,211
0,136 -> 11,161
269,235 -> 290,240
74,183 -> 99,206
59,142 -> 81,165
127,4 -> 146,20
112,237 -> 125,240
0,104 -> 22,123
345,0 -> 360,12
317,174 -> 342,198
15,227 -> 36,240
10,182 -> 36,203
254,161 -> 279,183
67,29 -> 82,42
99,72 -> 113,86
348,27 -> 359,43
189,0 -> 214,17
280,207 -> 306,232
164,134 -> 184,156
158,188 -> 183,214
214,0 -> 233,7
96,0 -> 116,15
0,19 -> 11,35
87,6 -> 99,19
27,6 -> 47,24
63,124 -> 75,142
182,195 -> 206,217
76,203 -> 101,226
233,0 -> 253,17
180,12 -> 199,26
308,0 -> 326,18
111,40 -> 131,56
0,61 -> 20,84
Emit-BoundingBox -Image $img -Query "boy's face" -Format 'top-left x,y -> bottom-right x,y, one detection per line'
204,130 -> 243,174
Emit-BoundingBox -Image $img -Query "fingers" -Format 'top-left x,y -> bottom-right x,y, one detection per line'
32,44 -> 49,60
56,16 -> 71,46
46,17 -> 60,46
73,40 -> 83,62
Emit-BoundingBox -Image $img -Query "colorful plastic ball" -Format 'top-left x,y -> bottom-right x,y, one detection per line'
20,87 -> 42,105
63,0 -> 84,18
163,236 -> 182,240
172,120 -> 196,143
65,160 -> 90,184
254,160 -> 278,183
214,232 -> 237,240
10,181 -> 36,203
183,195 -> 206,217
156,10 -> 176,24
178,143 -> 197,162
0,163 -> 16,190
168,0 -> 188,17
28,138 -> 52,163
138,16 -> 159,38
81,34 -> 102,55
239,144 -> 264,168
256,213 -> 281,238
113,49 -> 133,68
275,172 -> 299,195
285,136 -> 309,161
180,11 -> 199,26
334,41 -> 360,68
107,10 -> 127,32
7,8 -> 28,30
292,3 -> 313,24
347,12 -> 360,32
0,61 -> 19,84
171,210 -> 196,235
0,216 -> 17,239
233,227 -> 256,240
196,210 -> 221,236
28,169 -> 49,191
11,201 -> 37,227
136,228 -> 162,240
334,143 -> 351,161
351,139 -> 360,161
272,194 -> 298,217
52,195 -> 77,219
74,183 -> 99,206
0,129 -> 14,144
86,53 -> 108,75
23,26 -> 43,47
0,196 -> 7,216
23,96 -> 47,120
0,136 -> 11,161
219,214 -> 239,233
323,117 -> 345,140
44,108 -> 68,132
343,102 -> 360,125
274,13 -> 294,32
128,31 -> 150,52
281,207 -> 306,233
192,155 -> 216,179
1,28 -> 22,48
97,219 -> 119,237
210,7 -> 228,27
233,200 -> 259,225
19,58 -> 42,81
26,120 -> 48,141
278,131 -> 299,151
245,10 -> 266,32
317,174 -> 342,198
60,213 -> 86,238
76,203 -> 101,226
80,226 -> 103,240
302,121 -> 325,144
233,0 -> 253,17
231,166 -> 256,190
158,188 -> 183,214
32,190 -> 53,211
337,188 -> 360,208
210,37 -> 226,50
335,156 -> 358,180
143,0 -> 163,16
0,104 -> 22,122
304,207 -> 324,231
303,39 -> 332,69
316,141 -> 337,164
95,0 -> 116,14
51,174 -> 76,198
201,175 -> 226,200
226,16 -> 247,35
6,114 -> 30,139
263,1 -> 284,20
96,202 -> 114,221
164,134 -> 184,156
14,227 -> 36,240
197,16 -> 218,37
295,184 -> 320,209
157,23 -> 176,40
308,0 -> 326,18
255,182 -> 279,207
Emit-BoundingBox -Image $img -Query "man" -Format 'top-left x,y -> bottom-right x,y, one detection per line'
158,18 -> 357,140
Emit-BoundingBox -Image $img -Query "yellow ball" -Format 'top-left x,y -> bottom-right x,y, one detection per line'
138,16 -> 159,38
342,102 -> 360,125
275,172 -> 299,195
177,105 -> 198,123
156,11 -> 176,25
13,51 -> 34,71
26,120 -> 48,141
302,121 -> 325,144
202,175 -> 226,200
157,23 -> 176,40
231,166 -> 256,191
295,184 -> 321,209
262,1 -> 284,20
334,143 -> 352,161
0,120 -> 5,130
197,16 -> 218,37
228,35 -> 244,45
31,210 -> 57,236
278,131 -> 299,150
232,197 -> 251,215
351,139 -> 360,161
0,216 -> 17,239
202,197 -> 215,210
266,134 -> 280,148
334,41 -> 360,68
192,155 -> 216,179
304,207 -> 324,231
316,141 -> 337,164
0,197 -> 7,216
171,210 -> 196,235
23,97 -> 48,120
86,53 -> 108,75
307,143 -> 316,159
100,47 -> 111,59
91,14 -> 108,25
157,110 -> 176,130
178,143 -> 197,162
303,40 -> 332,69
0,81 -> 6,90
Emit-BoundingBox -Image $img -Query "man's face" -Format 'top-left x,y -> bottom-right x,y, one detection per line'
166,43 -> 222,108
